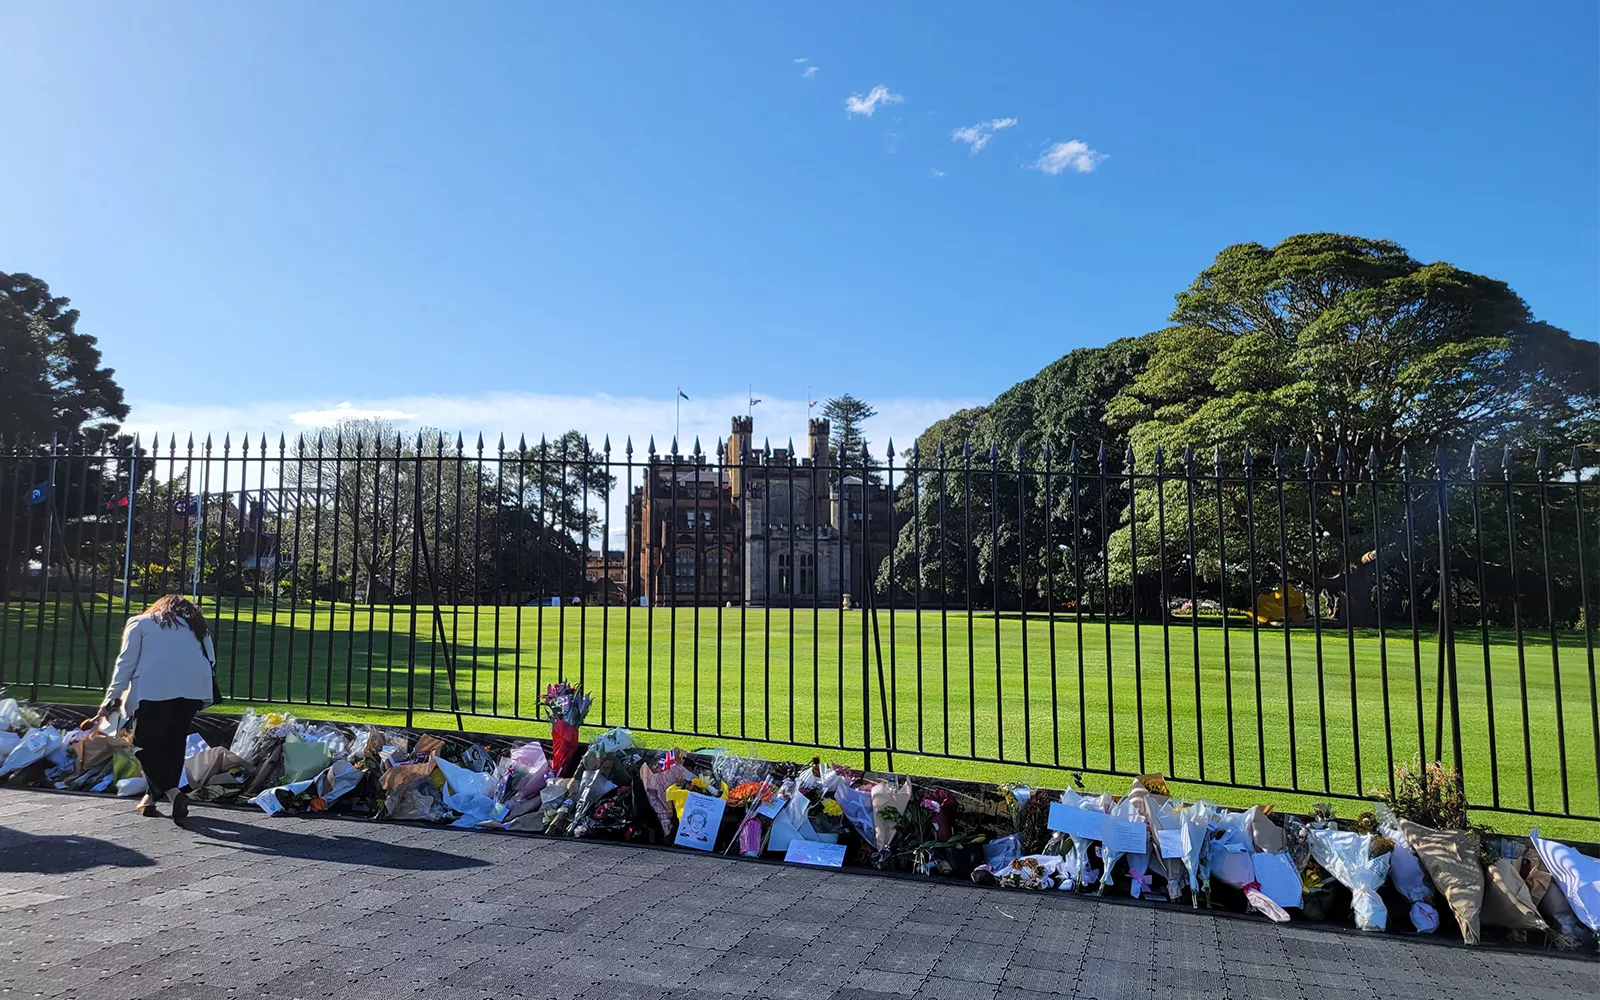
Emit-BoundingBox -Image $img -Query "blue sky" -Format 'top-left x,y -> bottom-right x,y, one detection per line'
3,2 -> 1596,455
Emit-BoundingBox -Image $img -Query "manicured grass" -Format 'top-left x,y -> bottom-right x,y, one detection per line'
5,595 -> 1597,839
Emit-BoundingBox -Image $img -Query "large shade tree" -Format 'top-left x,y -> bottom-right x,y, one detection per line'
1,273 -> 135,590
1103,234 -> 1599,625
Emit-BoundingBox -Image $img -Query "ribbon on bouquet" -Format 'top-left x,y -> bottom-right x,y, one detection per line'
1240,880 -> 1292,923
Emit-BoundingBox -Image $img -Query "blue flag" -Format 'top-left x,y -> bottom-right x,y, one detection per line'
173,495 -> 199,516
26,483 -> 48,505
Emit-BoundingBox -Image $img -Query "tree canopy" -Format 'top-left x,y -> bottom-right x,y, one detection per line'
884,233 -> 1598,626
0,272 -> 128,441
1105,234 -> 1599,465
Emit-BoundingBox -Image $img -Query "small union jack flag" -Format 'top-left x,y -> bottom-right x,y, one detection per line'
659,748 -> 680,771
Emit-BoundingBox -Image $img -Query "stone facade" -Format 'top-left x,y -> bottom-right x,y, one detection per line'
625,415 -> 898,607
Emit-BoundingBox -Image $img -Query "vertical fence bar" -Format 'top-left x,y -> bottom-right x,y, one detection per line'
1215,446 -> 1236,785
1535,448 -> 1568,814
1184,447 -> 1204,782
1504,447 -> 1534,810
1017,441 -> 1031,763
1369,449 -> 1396,796
1155,446 -> 1175,779
1468,445 -> 1498,808
1400,450 -> 1428,768
1274,445 -> 1297,789
1306,447 -> 1330,793
1436,447 -> 1466,789
1044,443 -> 1060,768
1572,448 -> 1600,815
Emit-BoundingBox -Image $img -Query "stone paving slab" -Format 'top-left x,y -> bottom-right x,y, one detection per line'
0,787 -> 1595,1000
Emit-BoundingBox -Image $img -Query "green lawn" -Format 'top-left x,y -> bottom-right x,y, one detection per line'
5,595 -> 1597,839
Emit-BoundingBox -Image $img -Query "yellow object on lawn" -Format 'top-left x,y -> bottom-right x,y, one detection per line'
1252,586 -> 1308,624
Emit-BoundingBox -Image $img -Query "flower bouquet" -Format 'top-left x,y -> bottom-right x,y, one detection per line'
1044,789 -> 1114,891
1397,818 -> 1481,943
1373,804 -> 1440,933
1094,792 -> 1151,897
1203,807 -> 1291,922
538,682 -> 593,778
1307,827 -> 1391,931
639,749 -> 690,837
881,790 -> 986,877
725,778 -> 777,856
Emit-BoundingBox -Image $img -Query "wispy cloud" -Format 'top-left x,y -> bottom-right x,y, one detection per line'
802,66 -> 818,78
951,117 -> 1017,154
844,84 -> 904,118
794,57 -> 808,63
930,168 -> 946,178
1032,139 -> 1107,175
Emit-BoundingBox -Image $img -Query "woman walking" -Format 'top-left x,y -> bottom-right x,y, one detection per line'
93,595 -> 217,824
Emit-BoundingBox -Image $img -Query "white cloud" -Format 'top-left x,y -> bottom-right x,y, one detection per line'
1032,139 -> 1107,175
794,57 -> 808,63
951,117 -> 1017,154
930,168 -> 946,178
290,401 -> 417,426
844,84 -> 903,118
802,65 -> 818,78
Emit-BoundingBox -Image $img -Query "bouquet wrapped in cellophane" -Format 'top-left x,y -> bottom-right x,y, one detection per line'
537,682 -> 593,779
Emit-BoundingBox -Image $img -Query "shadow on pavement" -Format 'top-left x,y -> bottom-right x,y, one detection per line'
183,815 -> 491,871
0,829 -> 157,873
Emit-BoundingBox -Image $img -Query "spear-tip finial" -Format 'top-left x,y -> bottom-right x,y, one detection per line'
1535,446 -> 1549,473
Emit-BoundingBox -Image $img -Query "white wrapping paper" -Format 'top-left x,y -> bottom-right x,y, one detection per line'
1531,830 -> 1600,933
1307,829 -> 1390,931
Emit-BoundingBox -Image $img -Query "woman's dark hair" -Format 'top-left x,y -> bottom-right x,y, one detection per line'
142,594 -> 208,643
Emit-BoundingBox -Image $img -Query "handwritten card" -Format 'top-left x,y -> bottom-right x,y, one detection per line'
1156,828 -> 1186,859
784,839 -> 847,867
1047,802 -> 1106,841
1103,818 -> 1150,856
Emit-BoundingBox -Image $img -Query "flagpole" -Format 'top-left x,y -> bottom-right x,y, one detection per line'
675,391 -> 680,447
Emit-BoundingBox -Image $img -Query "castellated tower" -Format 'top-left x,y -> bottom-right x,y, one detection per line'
808,418 -> 831,471
728,415 -> 754,501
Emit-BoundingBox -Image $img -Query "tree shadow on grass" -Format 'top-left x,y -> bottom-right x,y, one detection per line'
0,828 -> 156,873
182,814 -> 490,871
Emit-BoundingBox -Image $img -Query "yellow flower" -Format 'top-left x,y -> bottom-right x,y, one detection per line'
690,776 -> 708,791
822,799 -> 844,818
264,713 -> 287,728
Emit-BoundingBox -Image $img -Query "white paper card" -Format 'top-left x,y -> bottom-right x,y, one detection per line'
1047,802 -> 1105,840
1103,818 -> 1150,855
1252,851 -> 1303,909
1157,829 -> 1186,859
784,839 -> 847,867
673,791 -> 727,851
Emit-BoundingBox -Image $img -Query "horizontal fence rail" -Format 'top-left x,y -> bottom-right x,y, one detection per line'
1,430 -> 1596,822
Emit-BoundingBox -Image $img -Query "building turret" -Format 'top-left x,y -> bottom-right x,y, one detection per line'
728,415 -> 754,501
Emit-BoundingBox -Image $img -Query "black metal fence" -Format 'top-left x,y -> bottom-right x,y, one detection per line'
1,430 -> 1596,823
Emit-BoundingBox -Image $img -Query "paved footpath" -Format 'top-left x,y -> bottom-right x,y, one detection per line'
1,788 -> 1595,1000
